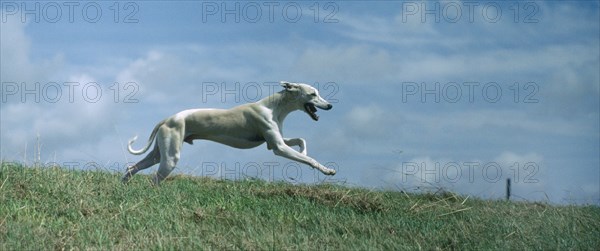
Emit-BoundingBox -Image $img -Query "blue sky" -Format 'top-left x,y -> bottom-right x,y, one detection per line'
1,1 -> 598,205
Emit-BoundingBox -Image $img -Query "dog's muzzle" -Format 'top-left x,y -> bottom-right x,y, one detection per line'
304,103 -> 332,121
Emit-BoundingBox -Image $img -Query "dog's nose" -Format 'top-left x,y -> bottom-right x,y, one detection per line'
326,104 -> 333,110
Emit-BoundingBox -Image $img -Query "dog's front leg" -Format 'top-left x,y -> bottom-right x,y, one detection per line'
265,131 -> 335,175
275,146 -> 335,175
284,138 -> 307,155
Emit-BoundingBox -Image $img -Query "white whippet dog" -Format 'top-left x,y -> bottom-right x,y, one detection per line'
122,81 -> 335,185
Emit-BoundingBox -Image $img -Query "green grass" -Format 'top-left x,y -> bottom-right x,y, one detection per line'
1,162 -> 599,250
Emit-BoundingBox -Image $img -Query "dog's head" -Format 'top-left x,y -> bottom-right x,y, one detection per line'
280,81 -> 333,121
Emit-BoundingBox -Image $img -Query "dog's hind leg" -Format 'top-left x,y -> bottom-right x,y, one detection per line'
122,144 -> 160,183
153,126 -> 183,185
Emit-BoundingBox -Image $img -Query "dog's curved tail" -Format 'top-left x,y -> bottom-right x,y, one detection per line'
127,119 -> 166,155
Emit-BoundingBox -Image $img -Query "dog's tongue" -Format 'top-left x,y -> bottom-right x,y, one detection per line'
309,108 -> 319,121
305,103 -> 319,121
311,112 -> 319,121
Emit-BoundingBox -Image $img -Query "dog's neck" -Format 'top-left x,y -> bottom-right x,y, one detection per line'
258,90 -> 301,123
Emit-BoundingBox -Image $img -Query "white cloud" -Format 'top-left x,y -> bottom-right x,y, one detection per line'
1,73 -> 117,152
313,104 -> 404,157
494,152 -> 543,168
0,19 -> 117,163
344,104 -> 389,138
403,109 -> 597,137
293,45 -> 398,83
0,18 -> 63,84
336,13 -> 439,46
333,2 -> 599,95
113,44 -> 294,107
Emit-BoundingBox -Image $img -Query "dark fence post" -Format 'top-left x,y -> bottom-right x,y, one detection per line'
506,178 -> 511,201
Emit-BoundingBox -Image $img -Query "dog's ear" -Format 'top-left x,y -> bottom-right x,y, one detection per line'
280,81 -> 299,91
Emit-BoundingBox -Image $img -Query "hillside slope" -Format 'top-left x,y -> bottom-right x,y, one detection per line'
1,163 -> 598,250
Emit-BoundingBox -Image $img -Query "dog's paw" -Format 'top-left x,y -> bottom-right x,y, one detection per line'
323,168 -> 336,175
121,175 -> 130,184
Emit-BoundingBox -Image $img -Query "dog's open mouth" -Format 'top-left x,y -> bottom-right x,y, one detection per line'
304,103 -> 319,121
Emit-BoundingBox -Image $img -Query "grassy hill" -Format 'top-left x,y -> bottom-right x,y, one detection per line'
1,162 -> 599,250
